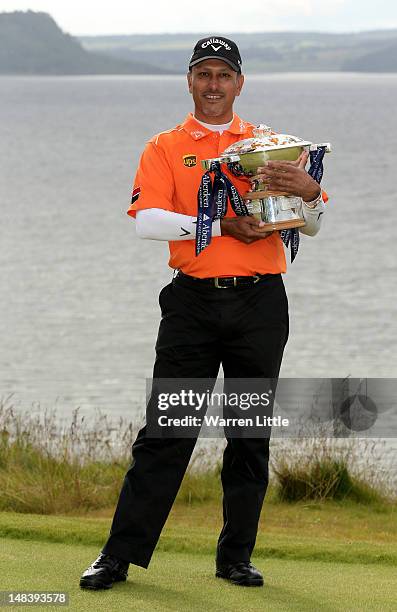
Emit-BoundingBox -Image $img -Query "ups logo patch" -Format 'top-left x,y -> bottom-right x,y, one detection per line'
183,154 -> 197,167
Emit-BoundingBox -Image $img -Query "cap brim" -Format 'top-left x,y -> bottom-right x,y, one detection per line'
189,55 -> 240,72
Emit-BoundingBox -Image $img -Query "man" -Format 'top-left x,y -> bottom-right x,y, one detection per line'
80,36 -> 326,590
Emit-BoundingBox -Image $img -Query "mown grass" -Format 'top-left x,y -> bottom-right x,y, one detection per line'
1,497 -> 396,566
2,540 -> 397,612
2,540 -> 396,612
0,395 -> 395,514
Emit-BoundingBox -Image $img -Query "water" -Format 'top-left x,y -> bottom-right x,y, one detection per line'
1,73 -> 396,427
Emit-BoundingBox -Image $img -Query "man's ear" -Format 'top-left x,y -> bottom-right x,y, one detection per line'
236,73 -> 244,97
187,71 -> 192,93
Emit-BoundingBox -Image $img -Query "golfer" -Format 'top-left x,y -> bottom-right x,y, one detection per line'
80,35 -> 326,590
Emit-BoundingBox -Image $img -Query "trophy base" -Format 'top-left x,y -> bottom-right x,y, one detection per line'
243,192 -> 306,231
253,218 -> 306,232
243,189 -> 289,199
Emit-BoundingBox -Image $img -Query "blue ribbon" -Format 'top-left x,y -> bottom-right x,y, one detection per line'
308,146 -> 326,183
196,147 -> 327,261
196,161 -> 248,256
280,146 -> 327,262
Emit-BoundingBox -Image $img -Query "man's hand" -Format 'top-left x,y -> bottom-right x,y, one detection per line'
253,150 -> 321,202
221,216 -> 274,244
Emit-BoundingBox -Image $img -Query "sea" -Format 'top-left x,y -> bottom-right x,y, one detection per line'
1,73 -> 396,479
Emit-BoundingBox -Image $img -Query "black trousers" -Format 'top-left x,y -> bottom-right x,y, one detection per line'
101,272 -> 289,568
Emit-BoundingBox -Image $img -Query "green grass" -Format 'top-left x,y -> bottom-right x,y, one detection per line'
1,500 -> 396,610
1,540 -> 396,612
1,499 -> 396,567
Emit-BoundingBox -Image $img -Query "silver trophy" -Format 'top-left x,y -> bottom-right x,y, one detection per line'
201,125 -> 331,232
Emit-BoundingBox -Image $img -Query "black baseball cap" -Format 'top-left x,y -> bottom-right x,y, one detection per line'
189,36 -> 242,72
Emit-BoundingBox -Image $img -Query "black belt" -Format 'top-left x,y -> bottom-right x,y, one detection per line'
175,271 -> 270,289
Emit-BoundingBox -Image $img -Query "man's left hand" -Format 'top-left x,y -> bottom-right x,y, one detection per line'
252,150 -> 321,202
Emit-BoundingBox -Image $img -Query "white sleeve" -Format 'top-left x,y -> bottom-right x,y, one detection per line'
297,196 -> 326,237
135,208 -> 221,241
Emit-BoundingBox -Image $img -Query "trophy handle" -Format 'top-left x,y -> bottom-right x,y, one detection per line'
201,154 -> 241,170
308,142 -> 332,153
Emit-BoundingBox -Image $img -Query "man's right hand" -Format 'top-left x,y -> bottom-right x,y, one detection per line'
220,216 -> 274,244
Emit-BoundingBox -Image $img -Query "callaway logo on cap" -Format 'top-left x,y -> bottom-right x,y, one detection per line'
189,36 -> 242,72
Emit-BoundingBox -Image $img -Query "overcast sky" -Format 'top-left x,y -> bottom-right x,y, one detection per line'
2,0 -> 397,35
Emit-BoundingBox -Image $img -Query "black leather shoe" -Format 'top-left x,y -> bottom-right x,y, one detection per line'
80,553 -> 129,590
216,562 -> 264,586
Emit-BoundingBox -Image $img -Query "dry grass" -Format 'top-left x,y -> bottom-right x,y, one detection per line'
271,434 -> 394,503
0,395 -> 394,514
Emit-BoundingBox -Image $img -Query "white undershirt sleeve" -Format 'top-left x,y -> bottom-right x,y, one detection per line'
135,197 -> 325,242
297,196 -> 326,236
135,208 -> 221,241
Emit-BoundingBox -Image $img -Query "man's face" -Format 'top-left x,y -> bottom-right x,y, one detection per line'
187,59 -> 244,124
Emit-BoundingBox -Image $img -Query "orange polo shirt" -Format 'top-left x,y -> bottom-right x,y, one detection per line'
127,113 -> 305,278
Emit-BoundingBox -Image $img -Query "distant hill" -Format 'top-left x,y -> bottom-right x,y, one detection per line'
0,11 -> 171,74
1,11 -> 397,75
342,40 -> 397,71
80,30 -> 397,73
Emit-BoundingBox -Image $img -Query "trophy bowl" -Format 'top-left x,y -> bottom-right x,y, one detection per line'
201,125 -> 331,232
